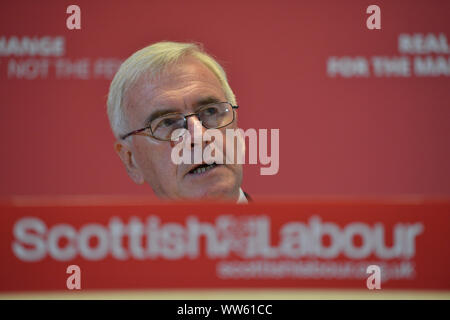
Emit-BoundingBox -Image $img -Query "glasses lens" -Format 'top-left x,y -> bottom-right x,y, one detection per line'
151,114 -> 185,140
200,102 -> 233,128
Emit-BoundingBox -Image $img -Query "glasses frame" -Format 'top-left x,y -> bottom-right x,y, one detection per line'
120,102 -> 239,141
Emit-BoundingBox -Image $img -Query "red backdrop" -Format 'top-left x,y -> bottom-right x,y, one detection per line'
0,0 -> 449,199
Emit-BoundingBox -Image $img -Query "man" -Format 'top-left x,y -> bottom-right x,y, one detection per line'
107,41 -> 248,202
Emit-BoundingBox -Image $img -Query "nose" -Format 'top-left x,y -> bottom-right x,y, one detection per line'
185,115 -> 205,145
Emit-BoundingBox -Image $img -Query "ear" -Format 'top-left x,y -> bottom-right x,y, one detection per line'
114,140 -> 145,185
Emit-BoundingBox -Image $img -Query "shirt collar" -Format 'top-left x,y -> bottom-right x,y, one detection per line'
237,188 -> 248,204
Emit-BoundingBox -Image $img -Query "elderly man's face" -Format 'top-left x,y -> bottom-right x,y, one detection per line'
115,56 -> 243,201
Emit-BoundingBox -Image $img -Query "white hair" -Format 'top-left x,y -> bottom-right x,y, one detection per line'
107,41 -> 237,139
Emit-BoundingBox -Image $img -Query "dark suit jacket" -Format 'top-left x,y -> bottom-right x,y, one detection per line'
243,191 -> 253,202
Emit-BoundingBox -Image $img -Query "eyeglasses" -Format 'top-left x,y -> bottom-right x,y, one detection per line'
121,102 -> 239,141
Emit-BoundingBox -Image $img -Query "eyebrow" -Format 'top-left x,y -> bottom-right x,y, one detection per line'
143,96 -> 223,126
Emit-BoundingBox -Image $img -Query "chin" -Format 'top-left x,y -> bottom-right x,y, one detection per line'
184,182 -> 239,201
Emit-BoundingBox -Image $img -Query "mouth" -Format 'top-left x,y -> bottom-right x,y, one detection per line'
187,162 -> 220,175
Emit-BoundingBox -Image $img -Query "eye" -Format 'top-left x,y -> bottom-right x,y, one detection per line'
203,106 -> 219,116
160,118 -> 176,127
154,117 -> 177,131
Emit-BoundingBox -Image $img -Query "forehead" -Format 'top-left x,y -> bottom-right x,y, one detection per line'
124,57 -> 226,124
